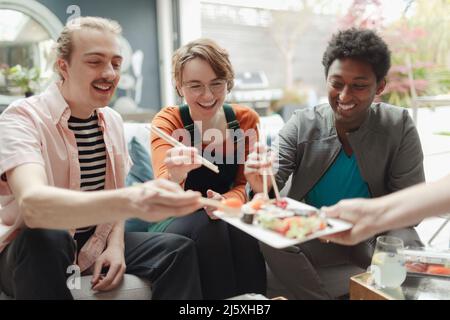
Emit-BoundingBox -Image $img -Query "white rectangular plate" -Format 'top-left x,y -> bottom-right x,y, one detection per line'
214,198 -> 352,249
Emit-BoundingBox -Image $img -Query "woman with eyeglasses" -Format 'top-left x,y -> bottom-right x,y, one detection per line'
148,39 -> 266,299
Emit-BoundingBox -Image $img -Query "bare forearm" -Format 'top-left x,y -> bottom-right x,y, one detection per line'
376,176 -> 450,233
107,221 -> 125,249
21,186 -> 135,229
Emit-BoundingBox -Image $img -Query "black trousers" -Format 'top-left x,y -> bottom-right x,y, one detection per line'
165,210 -> 267,299
0,228 -> 202,300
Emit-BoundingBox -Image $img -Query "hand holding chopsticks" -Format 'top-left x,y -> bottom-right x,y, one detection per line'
148,125 -> 220,174
256,124 -> 281,201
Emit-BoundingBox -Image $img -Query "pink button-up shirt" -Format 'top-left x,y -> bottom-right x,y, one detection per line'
0,83 -> 131,272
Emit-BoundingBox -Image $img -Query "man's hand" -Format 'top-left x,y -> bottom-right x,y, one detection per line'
204,189 -> 223,220
130,179 -> 202,222
91,244 -> 126,291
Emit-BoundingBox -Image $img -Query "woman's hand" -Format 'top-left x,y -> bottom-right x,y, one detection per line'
164,146 -> 202,184
320,198 -> 387,246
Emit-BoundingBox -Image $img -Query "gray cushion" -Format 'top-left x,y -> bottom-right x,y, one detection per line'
0,274 -> 152,300
71,274 -> 151,300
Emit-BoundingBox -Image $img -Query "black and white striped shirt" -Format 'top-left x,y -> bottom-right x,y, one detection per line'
68,112 -> 106,235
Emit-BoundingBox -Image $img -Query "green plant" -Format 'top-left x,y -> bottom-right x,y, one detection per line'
434,131 -> 450,136
272,87 -> 308,114
381,22 -> 450,108
381,0 -> 450,108
3,65 -> 41,95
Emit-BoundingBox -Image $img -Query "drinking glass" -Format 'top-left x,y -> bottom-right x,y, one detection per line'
368,236 -> 407,288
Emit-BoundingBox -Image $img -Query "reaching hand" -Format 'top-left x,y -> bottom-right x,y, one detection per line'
130,179 -> 202,222
320,198 -> 385,246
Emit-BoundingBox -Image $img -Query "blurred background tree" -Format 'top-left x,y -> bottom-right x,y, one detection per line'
382,0 -> 450,110
268,0 -> 327,114
339,0 -> 384,31
268,0 -> 314,90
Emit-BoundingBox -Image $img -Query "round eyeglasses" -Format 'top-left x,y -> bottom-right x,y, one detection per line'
182,80 -> 227,96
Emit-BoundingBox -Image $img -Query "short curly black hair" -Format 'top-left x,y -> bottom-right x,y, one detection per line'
322,28 -> 391,82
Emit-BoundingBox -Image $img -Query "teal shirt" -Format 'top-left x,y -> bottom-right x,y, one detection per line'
305,149 -> 371,208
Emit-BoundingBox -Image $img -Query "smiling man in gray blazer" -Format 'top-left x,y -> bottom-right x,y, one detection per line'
245,28 -> 424,299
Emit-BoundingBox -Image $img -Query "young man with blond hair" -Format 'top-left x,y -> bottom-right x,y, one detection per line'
0,17 -> 202,300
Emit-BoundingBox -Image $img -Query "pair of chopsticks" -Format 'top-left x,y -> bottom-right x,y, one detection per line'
256,124 -> 281,201
147,125 -> 219,174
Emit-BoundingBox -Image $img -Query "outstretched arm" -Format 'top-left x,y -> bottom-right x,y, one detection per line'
7,163 -> 202,230
322,175 -> 450,245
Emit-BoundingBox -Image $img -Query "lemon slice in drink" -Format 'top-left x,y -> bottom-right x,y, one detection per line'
371,252 -> 387,266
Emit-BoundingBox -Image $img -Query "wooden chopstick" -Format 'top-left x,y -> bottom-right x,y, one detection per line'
262,169 -> 269,200
256,124 -> 269,200
256,124 -> 281,201
147,125 -> 220,174
269,173 -> 281,201
151,125 -> 183,148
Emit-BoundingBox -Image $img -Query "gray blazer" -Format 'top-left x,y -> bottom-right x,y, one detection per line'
275,103 -> 425,201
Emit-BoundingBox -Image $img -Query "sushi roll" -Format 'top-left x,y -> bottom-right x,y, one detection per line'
241,204 -> 256,224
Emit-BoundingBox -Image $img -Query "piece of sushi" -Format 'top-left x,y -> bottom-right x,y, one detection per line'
241,204 -> 256,224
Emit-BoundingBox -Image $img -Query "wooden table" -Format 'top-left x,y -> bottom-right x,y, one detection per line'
350,273 -> 393,300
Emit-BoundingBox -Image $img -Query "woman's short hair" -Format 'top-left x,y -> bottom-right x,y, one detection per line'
172,38 -> 235,96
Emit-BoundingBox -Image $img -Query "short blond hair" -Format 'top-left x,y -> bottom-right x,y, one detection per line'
54,16 -> 122,79
172,38 -> 235,96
